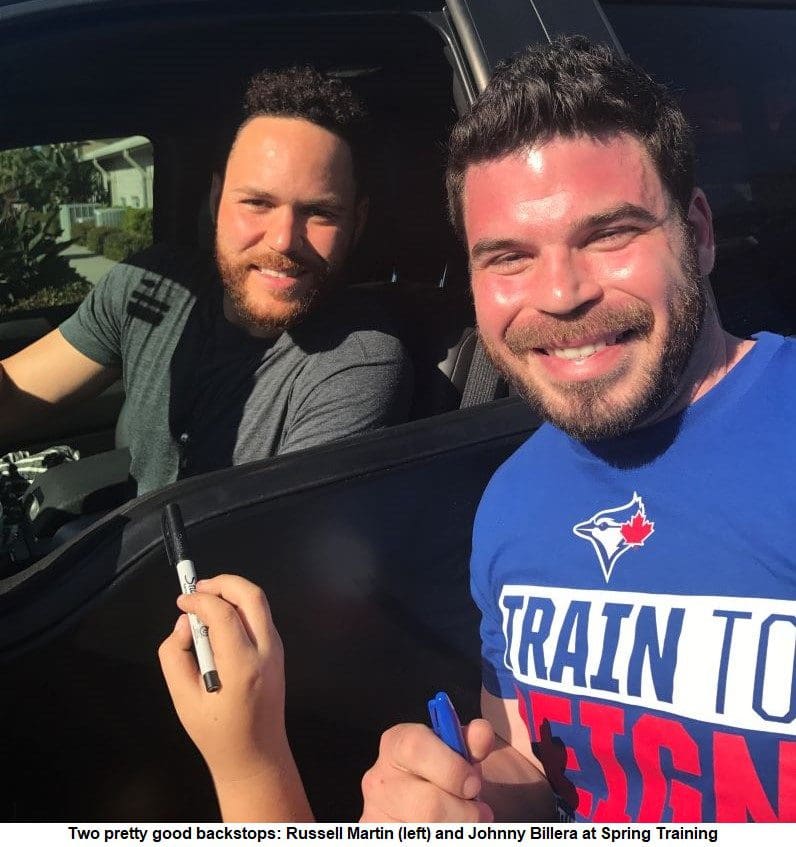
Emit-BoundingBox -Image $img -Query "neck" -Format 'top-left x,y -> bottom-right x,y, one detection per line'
642,304 -> 754,429
221,293 -> 283,339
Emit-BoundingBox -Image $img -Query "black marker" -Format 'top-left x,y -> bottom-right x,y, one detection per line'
162,502 -> 220,692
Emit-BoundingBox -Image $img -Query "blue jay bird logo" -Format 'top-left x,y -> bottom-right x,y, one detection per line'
572,492 -> 655,582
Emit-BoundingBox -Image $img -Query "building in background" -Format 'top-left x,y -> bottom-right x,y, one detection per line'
80,136 -> 152,210
59,137 -> 153,239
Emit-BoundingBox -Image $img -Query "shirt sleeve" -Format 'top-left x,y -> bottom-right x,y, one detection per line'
470,474 -> 522,700
278,329 -> 413,455
59,265 -> 130,368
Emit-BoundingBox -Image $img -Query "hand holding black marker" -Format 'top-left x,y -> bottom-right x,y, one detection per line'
162,502 -> 220,693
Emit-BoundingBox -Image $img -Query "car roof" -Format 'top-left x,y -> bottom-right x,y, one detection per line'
0,0 -> 445,20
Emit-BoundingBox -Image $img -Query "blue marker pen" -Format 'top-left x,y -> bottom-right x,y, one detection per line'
162,502 -> 220,693
428,691 -> 469,760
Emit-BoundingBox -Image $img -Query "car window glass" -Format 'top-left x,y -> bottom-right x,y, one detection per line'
602,2 -> 796,338
0,136 -> 154,344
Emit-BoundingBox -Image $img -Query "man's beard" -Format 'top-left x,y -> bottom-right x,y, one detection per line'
215,244 -> 330,335
483,234 -> 707,442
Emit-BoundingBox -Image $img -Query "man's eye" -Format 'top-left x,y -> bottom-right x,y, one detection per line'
590,227 -> 639,247
491,253 -> 529,272
307,207 -> 338,221
242,198 -> 273,209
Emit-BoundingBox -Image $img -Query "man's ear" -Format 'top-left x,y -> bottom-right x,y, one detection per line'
209,172 -> 223,226
686,188 -> 715,276
353,195 -> 369,246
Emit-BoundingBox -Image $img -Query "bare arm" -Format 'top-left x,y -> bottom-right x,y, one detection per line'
159,575 -> 313,822
479,689 -> 557,821
0,328 -> 119,440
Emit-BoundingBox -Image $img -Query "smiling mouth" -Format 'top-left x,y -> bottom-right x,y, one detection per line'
254,265 -> 305,279
537,330 -> 635,360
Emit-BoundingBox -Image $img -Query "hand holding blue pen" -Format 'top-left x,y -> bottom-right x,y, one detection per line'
360,694 -> 496,821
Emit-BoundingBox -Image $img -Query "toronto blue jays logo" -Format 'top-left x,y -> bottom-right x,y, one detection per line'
572,492 -> 655,582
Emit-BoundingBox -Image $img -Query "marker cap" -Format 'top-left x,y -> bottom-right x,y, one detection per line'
203,670 -> 221,693
428,690 -> 469,759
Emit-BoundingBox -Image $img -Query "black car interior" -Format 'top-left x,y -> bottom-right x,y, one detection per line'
0,393 -> 542,821
0,6 -> 486,560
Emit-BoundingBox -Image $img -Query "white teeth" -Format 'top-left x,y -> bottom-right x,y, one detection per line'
550,336 -> 617,360
257,267 -> 294,278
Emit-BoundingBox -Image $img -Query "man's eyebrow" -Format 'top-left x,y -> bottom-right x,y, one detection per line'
470,238 -> 527,262
469,204 -> 665,261
297,196 -> 348,213
232,186 -> 276,197
232,187 -> 346,211
575,203 -> 662,231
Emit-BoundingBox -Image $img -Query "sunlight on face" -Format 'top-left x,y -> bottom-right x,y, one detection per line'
214,116 -> 361,337
465,134 -> 708,440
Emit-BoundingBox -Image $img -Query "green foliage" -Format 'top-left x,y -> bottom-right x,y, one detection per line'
0,207 -> 82,308
0,141 -> 154,314
0,142 -> 107,312
71,221 -> 94,245
103,230 -> 150,262
27,210 -> 63,237
85,225 -> 114,255
122,207 -> 153,239
74,213 -> 152,258
2,278 -> 92,314
0,143 -> 105,212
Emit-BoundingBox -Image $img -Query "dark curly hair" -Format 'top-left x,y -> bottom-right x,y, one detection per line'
446,36 -> 694,241
228,66 -> 372,195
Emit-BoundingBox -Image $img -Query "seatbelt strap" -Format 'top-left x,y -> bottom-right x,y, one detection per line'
460,336 -> 506,407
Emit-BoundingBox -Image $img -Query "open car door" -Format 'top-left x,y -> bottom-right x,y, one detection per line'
0,399 -> 539,821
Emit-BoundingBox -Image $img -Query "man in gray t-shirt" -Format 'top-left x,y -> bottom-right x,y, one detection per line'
0,68 -> 412,495
59,244 -> 411,493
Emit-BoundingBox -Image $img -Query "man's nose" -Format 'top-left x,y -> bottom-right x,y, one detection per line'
531,247 -> 602,315
264,206 -> 303,255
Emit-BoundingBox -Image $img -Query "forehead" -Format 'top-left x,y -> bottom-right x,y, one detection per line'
225,115 -> 355,191
462,133 -> 667,239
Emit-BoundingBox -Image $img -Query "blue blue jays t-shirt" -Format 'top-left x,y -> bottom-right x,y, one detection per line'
471,332 -> 796,822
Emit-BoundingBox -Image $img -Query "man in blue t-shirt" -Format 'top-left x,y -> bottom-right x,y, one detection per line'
359,37 -> 795,822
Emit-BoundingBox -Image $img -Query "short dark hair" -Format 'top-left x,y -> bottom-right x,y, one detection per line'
446,36 -> 694,240
230,66 -> 372,195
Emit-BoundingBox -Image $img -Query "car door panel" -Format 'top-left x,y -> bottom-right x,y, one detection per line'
0,398 -> 540,821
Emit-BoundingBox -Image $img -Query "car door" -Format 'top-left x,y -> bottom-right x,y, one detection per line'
0,398 -> 542,820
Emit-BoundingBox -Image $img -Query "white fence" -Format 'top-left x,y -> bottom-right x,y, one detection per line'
57,203 -> 103,240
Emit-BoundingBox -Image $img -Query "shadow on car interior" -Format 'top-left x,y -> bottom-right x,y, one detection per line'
0,397 -> 541,821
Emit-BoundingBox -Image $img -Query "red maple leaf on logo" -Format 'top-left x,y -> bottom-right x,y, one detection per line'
621,511 -> 654,545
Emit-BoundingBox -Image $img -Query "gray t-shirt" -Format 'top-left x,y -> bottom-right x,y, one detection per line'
60,245 -> 413,494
